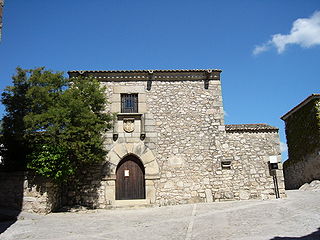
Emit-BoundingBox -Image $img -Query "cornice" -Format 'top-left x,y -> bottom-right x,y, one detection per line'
68,69 -> 221,82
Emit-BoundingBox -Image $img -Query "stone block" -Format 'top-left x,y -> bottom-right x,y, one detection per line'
111,93 -> 120,102
145,159 -> 160,175
218,126 -> 225,131
203,178 -> 210,185
164,181 -> 174,189
105,185 -> 115,202
145,125 -> 155,132
133,142 -> 146,156
113,85 -> 145,94
139,93 -> 146,103
211,80 -> 221,85
205,189 -> 213,203
107,151 -> 121,166
239,190 -> 250,200
113,144 -> 127,158
108,164 -> 117,175
145,119 -> 155,126
111,102 -> 120,113
176,181 -> 184,188
125,138 -> 139,143
125,143 -> 134,154
146,132 -> 158,138
167,155 -> 185,167
141,149 -> 156,165
224,191 -> 234,199
146,182 -> 156,203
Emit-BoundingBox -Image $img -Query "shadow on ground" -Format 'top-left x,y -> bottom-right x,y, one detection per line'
0,171 -> 24,234
271,228 -> 320,240
0,209 -> 20,234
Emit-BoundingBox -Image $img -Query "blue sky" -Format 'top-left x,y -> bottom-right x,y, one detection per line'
1,0 -> 320,161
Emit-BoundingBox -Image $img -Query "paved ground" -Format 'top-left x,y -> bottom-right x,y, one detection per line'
1,190 -> 320,240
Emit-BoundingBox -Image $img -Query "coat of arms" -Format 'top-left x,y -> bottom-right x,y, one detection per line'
123,118 -> 135,133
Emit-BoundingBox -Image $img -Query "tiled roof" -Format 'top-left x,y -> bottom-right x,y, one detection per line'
68,69 -> 222,73
225,124 -> 278,132
281,94 -> 320,121
68,69 -> 222,81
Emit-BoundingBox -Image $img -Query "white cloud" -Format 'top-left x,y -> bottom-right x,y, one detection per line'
252,42 -> 271,55
224,110 -> 229,117
280,142 -> 288,153
253,11 -> 320,55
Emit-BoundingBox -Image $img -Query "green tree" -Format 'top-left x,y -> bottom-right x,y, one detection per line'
1,67 -> 113,181
1,68 -> 31,170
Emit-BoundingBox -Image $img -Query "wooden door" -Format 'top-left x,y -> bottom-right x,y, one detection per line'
116,155 -> 145,200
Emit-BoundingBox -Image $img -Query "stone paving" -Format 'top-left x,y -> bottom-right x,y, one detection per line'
1,190 -> 320,240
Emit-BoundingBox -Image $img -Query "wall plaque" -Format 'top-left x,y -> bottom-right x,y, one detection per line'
123,118 -> 135,133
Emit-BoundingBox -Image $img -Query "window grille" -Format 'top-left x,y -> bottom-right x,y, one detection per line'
121,94 -> 138,113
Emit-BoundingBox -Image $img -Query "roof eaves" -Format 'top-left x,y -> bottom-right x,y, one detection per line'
225,123 -> 278,132
281,94 -> 320,121
67,69 -> 222,74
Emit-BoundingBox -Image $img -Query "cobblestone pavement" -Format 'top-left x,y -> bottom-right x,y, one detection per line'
1,190 -> 320,240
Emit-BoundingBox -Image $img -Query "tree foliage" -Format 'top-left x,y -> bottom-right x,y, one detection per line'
1,67 -> 31,170
1,67 -> 113,181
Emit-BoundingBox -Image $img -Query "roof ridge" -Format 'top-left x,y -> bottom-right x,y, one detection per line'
281,94 -> 320,120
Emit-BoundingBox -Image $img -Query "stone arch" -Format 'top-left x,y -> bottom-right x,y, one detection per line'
106,142 -> 159,179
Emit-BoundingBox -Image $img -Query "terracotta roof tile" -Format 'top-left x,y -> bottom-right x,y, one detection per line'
225,124 -> 278,132
68,69 -> 222,73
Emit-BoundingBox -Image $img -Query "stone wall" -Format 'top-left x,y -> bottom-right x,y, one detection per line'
146,79 -> 223,205
222,129 -> 285,200
63,163 -> 110,209
0,171 -> 60,213
283,149 -> 320,189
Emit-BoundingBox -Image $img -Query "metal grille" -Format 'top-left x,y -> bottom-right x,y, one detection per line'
121,94 -> 138,113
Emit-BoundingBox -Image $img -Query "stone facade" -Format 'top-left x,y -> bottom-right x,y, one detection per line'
281,94 -> 320,189
0,171 -> 60,213
65,69 -> 285,207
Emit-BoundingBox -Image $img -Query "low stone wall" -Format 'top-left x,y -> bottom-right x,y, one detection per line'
0,171 -> 60,213
283,149 -> 320,189
62,164 -> 108,209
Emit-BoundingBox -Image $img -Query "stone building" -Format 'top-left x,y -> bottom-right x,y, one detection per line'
64,69 -> 286,208
281,94 -> 320,189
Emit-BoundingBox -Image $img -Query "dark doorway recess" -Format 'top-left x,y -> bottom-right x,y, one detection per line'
116,155 -> 145,200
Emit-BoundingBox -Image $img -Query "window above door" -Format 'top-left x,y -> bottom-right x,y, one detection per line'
121,93 -> 138,113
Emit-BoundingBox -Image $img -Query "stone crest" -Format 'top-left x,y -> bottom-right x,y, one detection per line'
123,118 -> 135,133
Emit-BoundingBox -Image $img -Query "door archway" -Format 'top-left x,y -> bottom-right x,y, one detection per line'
116,155 -> 145,200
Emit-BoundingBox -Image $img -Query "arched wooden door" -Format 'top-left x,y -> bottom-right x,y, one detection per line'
116,155 -> 145,200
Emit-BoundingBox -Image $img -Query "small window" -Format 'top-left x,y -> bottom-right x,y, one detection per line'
221,160 -> 232,170
121,94 -> 138,113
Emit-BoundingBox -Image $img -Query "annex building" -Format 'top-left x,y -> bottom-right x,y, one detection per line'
281,94 -> 320,189
64,69 -> 286,208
